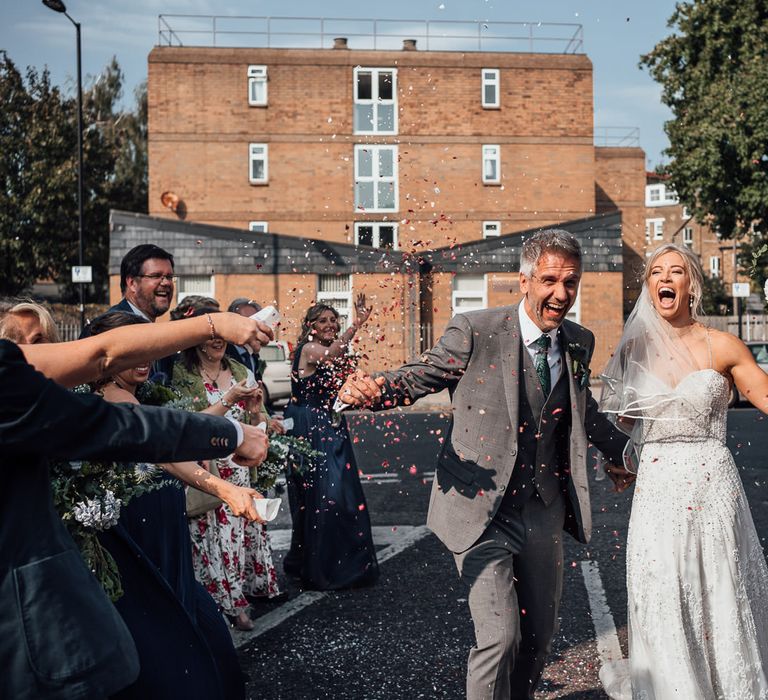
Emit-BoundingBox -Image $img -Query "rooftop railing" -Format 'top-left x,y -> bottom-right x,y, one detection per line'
157,16 -> 584,54
594,126 -> 641,148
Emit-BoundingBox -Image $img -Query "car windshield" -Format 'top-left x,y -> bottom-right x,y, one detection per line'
749,344 -> 768,364
260,345 -> 286,362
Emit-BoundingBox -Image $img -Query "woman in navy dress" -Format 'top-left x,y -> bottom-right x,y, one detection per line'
284,295 -> 379,590
88,312 -> 259,699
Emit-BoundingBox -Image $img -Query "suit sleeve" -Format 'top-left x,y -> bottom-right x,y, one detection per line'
580,333 -> 628,465
375,314 -> 473,408
0,341 -> 238,463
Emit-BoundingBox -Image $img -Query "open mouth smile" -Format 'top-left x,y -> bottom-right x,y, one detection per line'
657,286 -> 677,309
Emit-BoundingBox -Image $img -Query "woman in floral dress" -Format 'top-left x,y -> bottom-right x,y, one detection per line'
172,308 -> 279,631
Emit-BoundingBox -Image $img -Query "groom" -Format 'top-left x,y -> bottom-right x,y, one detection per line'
339,229 -> 631,699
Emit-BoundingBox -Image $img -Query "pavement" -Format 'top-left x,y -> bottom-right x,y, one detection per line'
236,407 -> 768,699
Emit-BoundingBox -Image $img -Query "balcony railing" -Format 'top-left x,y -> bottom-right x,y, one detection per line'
157,16 -> 584,54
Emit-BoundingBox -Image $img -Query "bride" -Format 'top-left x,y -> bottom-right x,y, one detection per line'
599,244 -> 768,699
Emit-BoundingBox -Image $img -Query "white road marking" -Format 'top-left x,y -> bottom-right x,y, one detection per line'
268,524 -> 424,551
232,525 -> 430,647
580,560 -> 623,666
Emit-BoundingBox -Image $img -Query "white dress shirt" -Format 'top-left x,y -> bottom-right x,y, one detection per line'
518,302 -> 563,388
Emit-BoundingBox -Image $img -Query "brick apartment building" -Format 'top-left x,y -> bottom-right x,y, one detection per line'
644,172 -> 748,294
111,18 -> 647,371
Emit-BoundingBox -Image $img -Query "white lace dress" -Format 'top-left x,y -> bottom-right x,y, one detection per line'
601,369 -> 768,699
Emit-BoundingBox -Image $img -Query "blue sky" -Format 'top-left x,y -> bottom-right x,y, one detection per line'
2,0 -> 677,167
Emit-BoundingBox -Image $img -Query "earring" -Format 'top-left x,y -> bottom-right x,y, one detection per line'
689,295 -> 694,309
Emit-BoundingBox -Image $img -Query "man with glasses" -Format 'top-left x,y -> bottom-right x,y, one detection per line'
81,246 -> 177,382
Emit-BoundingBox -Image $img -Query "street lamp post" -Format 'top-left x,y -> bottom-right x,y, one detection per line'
42,0 -> 86,331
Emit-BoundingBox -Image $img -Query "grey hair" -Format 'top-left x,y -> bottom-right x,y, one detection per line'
519,229 -> 582,277
644,243 -> 705,319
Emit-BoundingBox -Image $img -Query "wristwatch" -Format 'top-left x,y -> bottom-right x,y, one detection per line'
220,397 -> 233,409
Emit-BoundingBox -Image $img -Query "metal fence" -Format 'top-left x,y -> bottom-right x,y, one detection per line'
594,126 -> 640,148
700,314 -> 768,341
157,16 -> 584,53
56,322 -> 82,342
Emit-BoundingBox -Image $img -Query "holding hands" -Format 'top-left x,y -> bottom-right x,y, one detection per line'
338,370 -> 386,408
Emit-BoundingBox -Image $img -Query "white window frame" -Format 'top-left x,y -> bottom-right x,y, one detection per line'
176,275 -> 215,304
481,68 -> 500,108
353,67 -> 397,135
247,65 -> 268,106
354,222 -> 399,250
249,221 -> 268,233
317,274 -> 352,330
482,145 -> 501,184
248,143 -> 268,184
354,145 -> 398,212
482,221 -> 501,238
710,256 -> 721,278
682,206 -> 691,219
452,274 -> 487,314
646,217 -> 664,240
683,227 -> 693,246
565,292 -> 581,324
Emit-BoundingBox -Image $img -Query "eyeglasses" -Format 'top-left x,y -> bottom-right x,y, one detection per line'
136,274 -> 176,283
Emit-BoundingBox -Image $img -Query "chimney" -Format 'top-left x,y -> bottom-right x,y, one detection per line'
403,39 -> 417,51
333,37 -> 348,49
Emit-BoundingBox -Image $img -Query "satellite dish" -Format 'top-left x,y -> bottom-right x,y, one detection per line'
160,191 -> 180,212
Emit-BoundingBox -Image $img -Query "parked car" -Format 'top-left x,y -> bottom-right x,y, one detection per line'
259,341 -> 292,408
732,340 -> 768,406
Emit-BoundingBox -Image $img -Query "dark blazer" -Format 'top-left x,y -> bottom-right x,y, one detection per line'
378,304 -> 627,553
79,298 -> 134,339
0,340 -> 240,699
225,343 -> 261,381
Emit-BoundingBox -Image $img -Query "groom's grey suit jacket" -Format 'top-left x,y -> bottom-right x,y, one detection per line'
378,303 -> 626,553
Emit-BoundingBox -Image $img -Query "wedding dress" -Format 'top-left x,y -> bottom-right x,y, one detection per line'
601,368 -> 768,699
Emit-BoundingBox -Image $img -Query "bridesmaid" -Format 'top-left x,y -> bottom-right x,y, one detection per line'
87,311 -> 254,699
284,294 -> 379,590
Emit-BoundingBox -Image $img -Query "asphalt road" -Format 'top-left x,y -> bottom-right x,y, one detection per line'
238,407 -> 768,699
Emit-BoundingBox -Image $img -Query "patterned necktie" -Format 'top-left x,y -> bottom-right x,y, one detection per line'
533,334 -> 552,395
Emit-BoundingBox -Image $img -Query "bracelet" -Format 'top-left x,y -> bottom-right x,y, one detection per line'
220,397 -> 232,409
205,313 -> 217,341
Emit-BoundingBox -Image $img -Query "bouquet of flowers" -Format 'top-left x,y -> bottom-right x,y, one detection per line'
250,433 -> 323,492
50,382 -> 186,601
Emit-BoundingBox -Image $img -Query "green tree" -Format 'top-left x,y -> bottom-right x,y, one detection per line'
641,0 -> 768,240
0,53 -> 147,300
701,274 -> 732,315
0,53 -> 79,296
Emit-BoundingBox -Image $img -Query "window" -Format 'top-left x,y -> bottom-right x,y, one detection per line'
647,186 -> 662,203
566,292 -> 581,324
481,69 -> 500,108
247,65 -> 267,106
710,256 -> 721,278
355,222 -> 397,249
249,221 -> 268,233
249,143 -> 268,184
683,227 -> 693,246
646,218 -> 664,240
177,275 -> 214,303
452,274 -> 487,314
646,184 -> 679,206
354,145 -> 397,212
482,145 -> 501,184
682,206 -> 691,219
353,67 -> 397,134
317,274 -> 352,329
483,221 -> 501,238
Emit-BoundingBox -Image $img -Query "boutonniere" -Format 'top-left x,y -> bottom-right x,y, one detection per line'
567,341 -> 591,389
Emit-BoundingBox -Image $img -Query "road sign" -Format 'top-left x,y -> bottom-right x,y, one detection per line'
71,266 -> 92,283
732,282 -> 750,298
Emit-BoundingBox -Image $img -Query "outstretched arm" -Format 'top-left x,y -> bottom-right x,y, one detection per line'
20,312 -> 273,388
720,332 -> 768,413
339,313 -> 472,409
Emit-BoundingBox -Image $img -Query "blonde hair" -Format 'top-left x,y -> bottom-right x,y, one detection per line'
644,244 -> 705,319
0,300 -> 60,343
